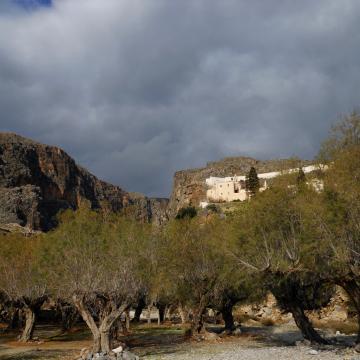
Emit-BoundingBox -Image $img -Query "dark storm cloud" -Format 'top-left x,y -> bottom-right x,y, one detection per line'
1,0 -> 360,196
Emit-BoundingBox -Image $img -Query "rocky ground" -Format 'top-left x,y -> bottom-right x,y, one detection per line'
0,322 -> 358,360
142,323 -> 359,360
144,344 -> 359,360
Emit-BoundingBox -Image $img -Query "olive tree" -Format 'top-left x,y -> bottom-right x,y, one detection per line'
229,176 -> 332,344
0,234 -> 47,342
126,219 -> 171,326
209,277 -> 257,333
44,207 -> 144,353
164,216 -> 247,335
312,113 -> 360,344
315,154 -> 359,343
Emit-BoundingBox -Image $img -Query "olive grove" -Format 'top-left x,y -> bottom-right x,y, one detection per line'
0,113 -> 359,355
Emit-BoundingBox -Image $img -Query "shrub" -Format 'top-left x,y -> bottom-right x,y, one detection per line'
175,206 -> 197,219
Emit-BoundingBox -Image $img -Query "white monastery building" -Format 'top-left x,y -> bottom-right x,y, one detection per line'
201,165 -> 325,207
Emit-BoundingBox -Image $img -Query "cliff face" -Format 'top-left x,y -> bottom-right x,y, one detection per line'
169,156 -> 310,215
129,194 -> 170,226
0,133 -> 168,231
0,133 -> 313,229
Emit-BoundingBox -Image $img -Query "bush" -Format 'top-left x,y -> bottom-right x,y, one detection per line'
206,204 -> 219,213
175,206 -> 197,219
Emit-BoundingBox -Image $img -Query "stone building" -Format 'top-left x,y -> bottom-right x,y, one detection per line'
203,165 -> 324,205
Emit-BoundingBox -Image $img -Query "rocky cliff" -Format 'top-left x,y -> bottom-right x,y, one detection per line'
169,156 -> 311,215
0,133 -> 169,231
128,193 -> 170,226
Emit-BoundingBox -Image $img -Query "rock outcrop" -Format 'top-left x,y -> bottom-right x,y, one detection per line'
237,288 -> 352,326
0,133 -> 168,231
169,156 -> 311,215
129,193 -> 170,226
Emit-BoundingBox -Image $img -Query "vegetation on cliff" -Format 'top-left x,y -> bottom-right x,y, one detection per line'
168,153 -> 310,215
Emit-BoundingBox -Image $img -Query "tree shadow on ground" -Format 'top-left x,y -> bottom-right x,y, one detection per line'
121,325 -> 190,357
235,324 -> 357,348
0,349 -> 67,360
207,323 -> 301,346
0,323 -> 357,359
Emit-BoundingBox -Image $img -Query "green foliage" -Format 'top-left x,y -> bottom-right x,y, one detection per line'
320,147 -> 360,278
0,233 -> 46,303
225,111 -> 360,342
43,206 -> 147,303
297,167 -> 306,186
162,216 -> 257,317
206,204 -> 219,213
175,206 -> 197,219
319,110 -> 360,162
269,273 -> 334,312
245,167 -> 260,195
230,179 -> 326,272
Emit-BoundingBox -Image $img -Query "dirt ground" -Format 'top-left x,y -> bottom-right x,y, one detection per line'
0,325 -> 91,359
0,321 -> 358,360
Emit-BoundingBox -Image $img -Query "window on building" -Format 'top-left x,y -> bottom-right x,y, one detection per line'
234,183 -> 239,193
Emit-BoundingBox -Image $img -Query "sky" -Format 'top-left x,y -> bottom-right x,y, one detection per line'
0,0 -> 360,197
14,0 -> 52,9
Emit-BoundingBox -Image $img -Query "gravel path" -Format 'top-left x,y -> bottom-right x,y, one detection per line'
144,342 -> 359,360
142,323 -> 359,360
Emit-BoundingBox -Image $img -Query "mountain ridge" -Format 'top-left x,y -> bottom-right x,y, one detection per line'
0,132 -> 312,230
0,132 -> 169,231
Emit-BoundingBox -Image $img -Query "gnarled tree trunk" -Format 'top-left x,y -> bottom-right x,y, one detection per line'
100,329 -> 111,354
99,304 -> 129,353
157,303 -> 166,325
73,295 -> 101,353
132,297 -> 146,323
7,307 -> 19,330
288,303 -> 328,344
178,304 -> 190,324
20,307 -> 35,342
191,300 -> 207,335
59,303 -> 79,332
125,309 -> 130,333
19,297 -> 47,343
221,302 -> 235,333
73,294 -> 129,354
269,274 -> 329,345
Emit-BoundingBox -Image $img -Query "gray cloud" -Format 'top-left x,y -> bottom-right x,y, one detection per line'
1,0 -> 360,196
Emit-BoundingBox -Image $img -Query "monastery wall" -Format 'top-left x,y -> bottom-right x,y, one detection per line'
203,164 -> 325,206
